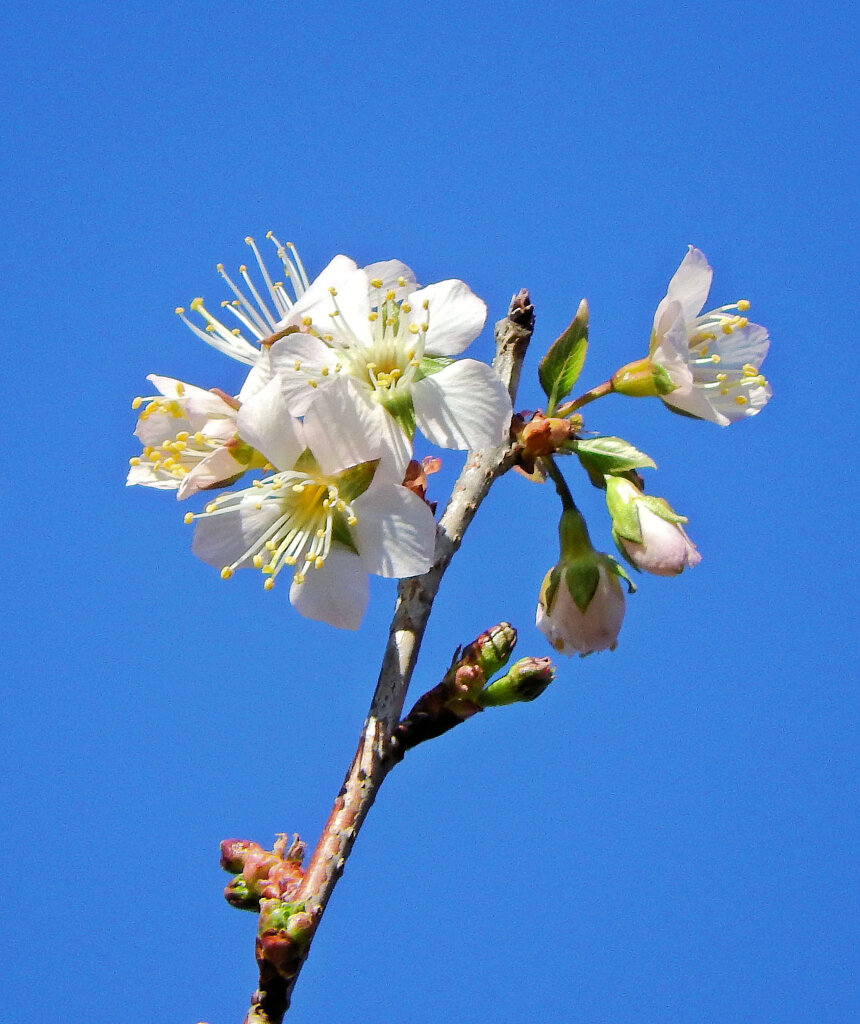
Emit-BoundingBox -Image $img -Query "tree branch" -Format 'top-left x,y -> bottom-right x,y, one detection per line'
241,290 -> 534,1023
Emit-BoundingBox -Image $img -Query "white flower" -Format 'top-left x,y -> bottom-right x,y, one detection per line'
127,375 -> 257,500
267,263 -> 512,476
536,557 -> 626,656
605,476 -> 701,577
650,246 -> 771,425
186,379 -> 437,630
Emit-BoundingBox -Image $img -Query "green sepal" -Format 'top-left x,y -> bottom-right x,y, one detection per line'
607,498 -> 643,545
542,565 -> 563,611
294,448 -> 320,474
223,877 -> 261,911
638,494 -> 688,524
604,554 -> 637,594
565,560 -> 600,613
330,511 -> 359,555
333,459 -> 379,502
379,390 -> 416,440
538,299 -> 589,413
230,440 -> 262,467
479,657 -> 555,706
574,436 -> 657,475
652,362 -> 679,396
414,354 -> 454,381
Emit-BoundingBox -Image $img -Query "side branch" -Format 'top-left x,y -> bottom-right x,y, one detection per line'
242,291 -> 534,1022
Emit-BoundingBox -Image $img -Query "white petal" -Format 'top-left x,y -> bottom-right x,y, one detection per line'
707,322 -> 770,370
289,545 -> 368,630
702,378 -> 772,424
269,333 -> 340,415
134,408 -> 193,447
237,349 -> 274,402
377,407 -> 414,480
192,496 -> 282,570
302,377 -> 385,476
406,280 -> 487,356
126,463 -> 178,489
236,377 -> 305,470
283,255 -> 359,326
665,246 -> 713,322
352,482 -> 436,578
177,448 -> 245,500
362,260 -> 418,300
413,359 -> 512,451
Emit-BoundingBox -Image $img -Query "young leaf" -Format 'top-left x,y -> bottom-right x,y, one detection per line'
573,436 -> 657,475
538,299 -> 589,412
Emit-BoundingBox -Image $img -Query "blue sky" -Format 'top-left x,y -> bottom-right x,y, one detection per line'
2,1 -> 858,1022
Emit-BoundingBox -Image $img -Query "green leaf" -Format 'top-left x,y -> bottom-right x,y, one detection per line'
574,436 -> 657,475
538,299 -> 589,412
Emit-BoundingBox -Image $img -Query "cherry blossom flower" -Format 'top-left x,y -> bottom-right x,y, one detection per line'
605,476 -> 701,577
266,263 -> 512,476
186,380 -> 437,630
536,557 -> 626,656
127,375 -> 259,500
650,246 -> 771,425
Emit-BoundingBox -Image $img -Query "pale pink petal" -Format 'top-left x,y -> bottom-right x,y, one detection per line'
237,349 -> 274,402
406,280 -> 487,356
302,377 -> 385,476
236,377 -> 305,470
665,246 -> 713,322
289,546 -> 369,630
412,359 -> 511,451
134,408 -> 193,447
352,482 -> 436,578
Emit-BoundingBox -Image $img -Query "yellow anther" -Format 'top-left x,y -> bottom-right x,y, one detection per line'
294,360 -> 301,371
323,334 -> 333,342
293,572 -> 305,584
722,323 -> 734,335
262,564 -> 274,574
131,396 -> 143,410
711,354 -> 721,363
347,515 -> 357,526
265,230 -> 274,238
231,328 -> 241,336
316,529 -> 325,538
397,276 -> 406,287
253,479 -> 262,488
264,577 -> 275,590
330,310 -> 340,317
129,456 -> 140,466
321,366 -> 329,376
422,299 -> 429,310
206,503 -> 217,513
408,323 -> 420,334
368,312 -> 378,321
175,382 -> 185,397
143,446 -> 154,458
386,290 -> 396,301
271,478 -> 282,489
389,368 -> 401,379
737,299 -> 751,311
308,379 -> 318,388
174,306 -> 185,315
190,297 -> 204,311
302,316 -> 313,326
736,317 -> 749,328
420,322 -> 428,332
184,512 -> 194,524
369,277 -> 383,288
263,463 -> 275,472
292,483 -> 305,493
734,396 -> 748,406
216,262 -> 224,271
401,303 -> 412,313
334,363 -> 342,372
175,431 -> 189,441
239,264 -> 247,273
328,286 -> 337,296
410,358 -> 420,367
716,372 -> 728,382
266,540 -> 277,551
314,556 -> 325,569
742,363 -> 758,376
245,235 -> 254,243
194,432 -> 205,444
284,555 -> 297,565
253,554 -> 264,568
220,567 -> 234,580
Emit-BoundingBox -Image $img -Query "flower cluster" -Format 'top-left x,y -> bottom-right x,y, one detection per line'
128,234 -> 512,629
528,246 -> 770,656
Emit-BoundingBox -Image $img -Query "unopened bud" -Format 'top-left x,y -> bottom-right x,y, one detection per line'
479,657 -> 555,706
461,622 -> 517,679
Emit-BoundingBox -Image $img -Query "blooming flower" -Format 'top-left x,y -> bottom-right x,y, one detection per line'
266,262 -> 512,476
127,375 -> 260,499
605,475 -> 701,577
649,246 -> 771,425
186,379 -> 437,629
